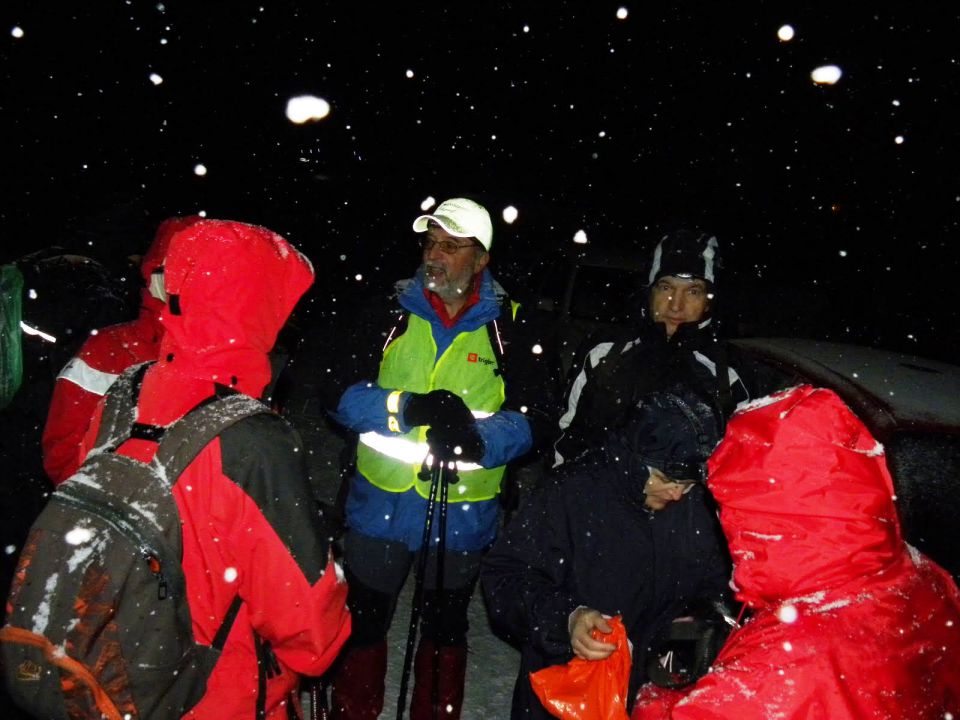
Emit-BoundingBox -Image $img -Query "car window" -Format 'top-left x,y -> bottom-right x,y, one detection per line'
886,432 -> 960,580
728,346 -> 806,401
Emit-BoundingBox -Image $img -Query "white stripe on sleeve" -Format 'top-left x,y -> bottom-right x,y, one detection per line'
57,357 -> 119,396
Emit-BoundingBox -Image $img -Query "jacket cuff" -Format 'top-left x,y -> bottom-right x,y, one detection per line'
386,390 -> 404,433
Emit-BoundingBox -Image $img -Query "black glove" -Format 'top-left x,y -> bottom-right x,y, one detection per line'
402,389 -> 475,429
426,422 -> 486,464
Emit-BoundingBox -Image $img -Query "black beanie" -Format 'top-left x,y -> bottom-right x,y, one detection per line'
647,229 -> 720,287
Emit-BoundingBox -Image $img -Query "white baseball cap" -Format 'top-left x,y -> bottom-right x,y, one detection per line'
412,197 -> 493,250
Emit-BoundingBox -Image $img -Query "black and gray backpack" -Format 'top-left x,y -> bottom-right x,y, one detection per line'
1,362 -> 270,720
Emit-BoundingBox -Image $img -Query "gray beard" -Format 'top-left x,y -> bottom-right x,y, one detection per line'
419,263 -> 472,302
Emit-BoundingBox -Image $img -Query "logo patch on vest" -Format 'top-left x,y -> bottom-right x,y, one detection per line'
467,352 -> 495,366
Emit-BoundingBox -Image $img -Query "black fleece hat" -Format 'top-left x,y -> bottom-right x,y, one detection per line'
647,229 -> 720,287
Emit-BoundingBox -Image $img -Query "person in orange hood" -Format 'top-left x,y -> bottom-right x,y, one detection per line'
78,219 -> 351,719
42,215 -> 201,484
632,385 -> 960,720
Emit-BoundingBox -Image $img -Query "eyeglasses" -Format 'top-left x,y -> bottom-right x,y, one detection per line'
420,236 -> 481,255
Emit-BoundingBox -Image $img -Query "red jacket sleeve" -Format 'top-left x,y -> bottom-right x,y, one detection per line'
42,374 -> 104,484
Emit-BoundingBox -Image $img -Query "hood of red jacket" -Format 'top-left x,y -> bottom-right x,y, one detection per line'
154,219 -> 314,398
138,214 -> 203,316
707,385 -> 903,608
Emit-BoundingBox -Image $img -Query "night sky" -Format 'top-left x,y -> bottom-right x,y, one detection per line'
3,2 -> 959,364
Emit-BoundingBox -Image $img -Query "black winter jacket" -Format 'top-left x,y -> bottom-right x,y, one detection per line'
553,317 -> 749,467
481,436 -> 731,719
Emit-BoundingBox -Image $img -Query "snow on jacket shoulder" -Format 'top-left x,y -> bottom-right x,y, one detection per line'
632,385 -> 960,720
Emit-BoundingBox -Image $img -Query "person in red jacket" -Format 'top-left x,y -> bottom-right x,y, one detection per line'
79,219 -> 351,719
42,215 -> 201,484
632,385 -> 960,720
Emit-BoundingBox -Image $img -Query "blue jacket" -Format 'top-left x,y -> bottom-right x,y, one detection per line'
334,269 -> 557,551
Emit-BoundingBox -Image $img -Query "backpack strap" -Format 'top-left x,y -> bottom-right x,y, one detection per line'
92,362 -> 151,450
254,634 -> 282,719
210,594 -> 244,652
382,309 -> 410,352
712,341 -> 735,422
150,392 -> 272,674
151,393 -> 273,485
485,295 -> 517,376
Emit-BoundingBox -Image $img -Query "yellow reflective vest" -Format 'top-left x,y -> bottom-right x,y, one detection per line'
356,310 -> 512,501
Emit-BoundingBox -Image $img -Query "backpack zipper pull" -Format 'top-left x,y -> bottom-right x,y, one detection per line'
145,551 -> 168,599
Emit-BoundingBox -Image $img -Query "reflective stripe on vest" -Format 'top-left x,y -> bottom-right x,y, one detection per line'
356,313 -> 506,502
358,408 -> 492,471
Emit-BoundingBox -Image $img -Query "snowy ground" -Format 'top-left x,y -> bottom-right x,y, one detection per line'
298,415 -> 520,719
380,569 -> 520,719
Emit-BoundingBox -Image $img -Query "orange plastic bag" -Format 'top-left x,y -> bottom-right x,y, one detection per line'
529,615 -> 632,720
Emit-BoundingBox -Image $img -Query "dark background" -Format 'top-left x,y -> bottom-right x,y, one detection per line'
2,1 -> 959,363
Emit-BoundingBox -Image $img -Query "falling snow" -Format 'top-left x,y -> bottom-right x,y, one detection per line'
811,64 -> 843,85
285,95 -> 331,124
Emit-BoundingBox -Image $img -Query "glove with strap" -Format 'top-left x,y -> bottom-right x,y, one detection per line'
402,389 -> 475,429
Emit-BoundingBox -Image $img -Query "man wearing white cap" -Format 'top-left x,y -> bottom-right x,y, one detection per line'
327,197 -> 557,719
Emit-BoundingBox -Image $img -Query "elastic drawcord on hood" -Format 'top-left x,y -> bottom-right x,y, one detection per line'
140,215 -> 203,311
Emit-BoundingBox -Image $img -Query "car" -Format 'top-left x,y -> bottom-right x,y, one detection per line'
729,337 -> 960,579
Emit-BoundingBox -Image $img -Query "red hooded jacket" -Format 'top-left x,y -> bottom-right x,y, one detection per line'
633,385 -> 960,720
42,215 -> 200,484
80,219 -> 351,719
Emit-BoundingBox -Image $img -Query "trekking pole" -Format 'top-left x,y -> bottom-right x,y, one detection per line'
308,675 -> 330,720
429,460 -> 451,719
396,455 -> 444,720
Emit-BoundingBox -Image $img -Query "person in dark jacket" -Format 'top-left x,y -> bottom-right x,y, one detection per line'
481,387 -> 732,719
76,219 -> 351,719
325,197 -> 558,720
553,228 -> 749,468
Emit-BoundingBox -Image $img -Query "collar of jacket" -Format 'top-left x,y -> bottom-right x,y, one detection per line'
423,272 -> 483,328
634,314 -> 716,350
396,268 -> 505,332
